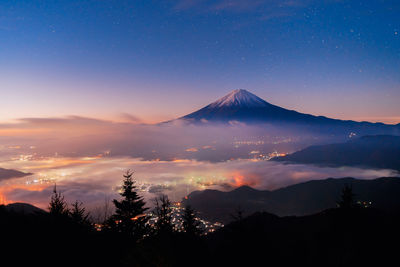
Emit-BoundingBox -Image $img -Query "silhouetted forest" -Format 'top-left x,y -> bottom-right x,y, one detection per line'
1,171 -> 400,267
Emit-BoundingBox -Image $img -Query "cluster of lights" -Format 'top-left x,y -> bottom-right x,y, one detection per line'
349,132 -> 357,138
146,202 -> 224,235
233,138 -> 296,149
25,177 -> 56,185
357,200 -> 372,208
93,202 -> 224,234
249,150 -> 287,161
10,154 -> 36,161
234,140 -> 265,146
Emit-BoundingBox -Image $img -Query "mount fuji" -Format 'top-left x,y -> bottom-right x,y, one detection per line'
177,89 -> 400,135
181,89 -> 323,123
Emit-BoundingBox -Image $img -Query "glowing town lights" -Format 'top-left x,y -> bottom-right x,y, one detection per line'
131,214 -> 146,221
349,132 -> 357,138
144,202 -> 224,235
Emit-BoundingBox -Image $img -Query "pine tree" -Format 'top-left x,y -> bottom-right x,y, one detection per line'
49,185 -> 69,217
70,200 -> 90,226
154,195 -> 173,234
182,205 -> 201,236
112,170 -> 148,239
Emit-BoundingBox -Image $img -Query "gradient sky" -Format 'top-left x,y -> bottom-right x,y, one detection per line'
1,0 -> 399,123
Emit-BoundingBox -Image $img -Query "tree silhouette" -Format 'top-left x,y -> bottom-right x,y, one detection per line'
182,205 -> 202,236
49,185 -> 69,217
70,200 -> 90,226
338,184 -> 355,209
154,195 -> 173,234
111,170 -> 148,239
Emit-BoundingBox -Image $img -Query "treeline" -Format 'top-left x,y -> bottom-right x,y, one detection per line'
46,170 -> 203,239
0,171 -> 205,266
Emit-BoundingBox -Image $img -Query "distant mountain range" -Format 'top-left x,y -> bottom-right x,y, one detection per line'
177,89 -> 400,136
274,135 -> 400,171
183,177 -> 400,223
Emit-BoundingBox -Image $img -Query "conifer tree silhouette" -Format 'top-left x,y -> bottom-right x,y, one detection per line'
338,184 -> 355,209
154,195 -> 173,234
49,185 -> 69,217
111,170 -> 148,239
182,205 -> 201,236
70,200 -> 90,226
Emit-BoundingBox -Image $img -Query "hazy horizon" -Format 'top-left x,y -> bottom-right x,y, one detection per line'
1,88 -> 400,125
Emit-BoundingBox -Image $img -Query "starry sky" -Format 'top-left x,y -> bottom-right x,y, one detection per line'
1,0 -> 399,123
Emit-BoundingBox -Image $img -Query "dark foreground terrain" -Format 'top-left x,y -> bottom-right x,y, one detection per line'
1,201 -> 399,266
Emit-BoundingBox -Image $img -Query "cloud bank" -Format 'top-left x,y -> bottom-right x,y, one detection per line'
0,115 -> 397,213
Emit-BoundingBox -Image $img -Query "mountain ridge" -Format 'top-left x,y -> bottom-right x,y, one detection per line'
183,176 -> 400,223
180,89 -> 330,124
176,89 -> 400,130
273,134 -> 400,170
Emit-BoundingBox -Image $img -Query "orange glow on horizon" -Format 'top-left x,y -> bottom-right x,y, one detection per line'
0,183 -> 49,206
230,171 -> 259,187
19,155 -> 104,170
0,128 -> 50,136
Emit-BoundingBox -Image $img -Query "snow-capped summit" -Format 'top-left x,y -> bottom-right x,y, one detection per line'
180,88 -> 308,123
208,89 -> 268,108
178,89 -> 339,124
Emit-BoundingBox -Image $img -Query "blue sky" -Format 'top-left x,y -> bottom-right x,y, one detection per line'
1,0 -> 399,123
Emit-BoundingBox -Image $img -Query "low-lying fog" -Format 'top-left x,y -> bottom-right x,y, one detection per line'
0,116 -> 397,214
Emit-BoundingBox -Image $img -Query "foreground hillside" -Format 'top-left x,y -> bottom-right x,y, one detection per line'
207,208 -> 400,266
1,200 -> 399,266
274,135 -> 400,170
184,177 -> 400,222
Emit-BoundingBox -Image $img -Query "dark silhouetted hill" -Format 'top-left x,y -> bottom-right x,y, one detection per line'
183,177 -> 400,223
5,202 -> 45,214
207,207 -> 400,266
274,135 -> 400,170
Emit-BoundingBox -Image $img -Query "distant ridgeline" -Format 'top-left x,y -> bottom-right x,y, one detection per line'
183,177 -> 400,223
273,135 -> 400,171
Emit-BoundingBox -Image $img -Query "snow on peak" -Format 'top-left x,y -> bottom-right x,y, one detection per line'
209,89 -> 268,108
